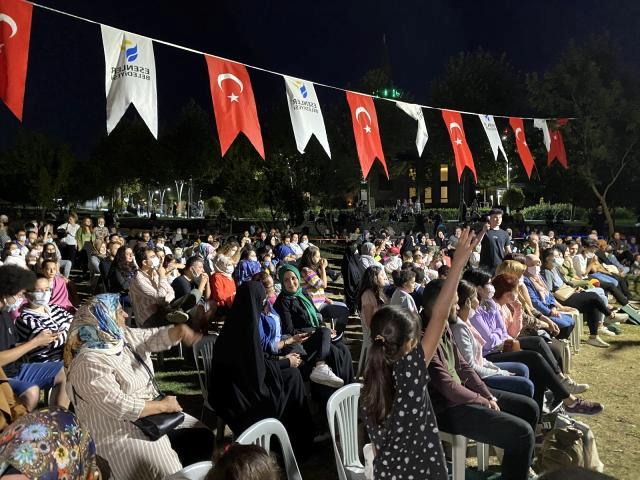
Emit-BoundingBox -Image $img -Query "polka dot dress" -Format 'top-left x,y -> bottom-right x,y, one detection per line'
363,345 -> 448,479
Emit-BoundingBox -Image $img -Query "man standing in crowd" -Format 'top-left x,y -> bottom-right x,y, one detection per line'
479,208 -> 512,275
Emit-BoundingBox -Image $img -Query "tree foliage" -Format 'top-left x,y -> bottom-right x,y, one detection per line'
528,34 -> 640,235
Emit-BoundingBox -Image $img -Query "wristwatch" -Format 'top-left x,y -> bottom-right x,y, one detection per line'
489,395 -> 498,402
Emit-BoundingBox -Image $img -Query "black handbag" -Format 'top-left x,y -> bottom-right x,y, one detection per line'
126,343 -> 185,441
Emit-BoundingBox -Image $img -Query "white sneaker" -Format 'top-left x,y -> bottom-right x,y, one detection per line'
561,376 -> 589,394
310,364 -> 344,388
598,327 -> 616,337
586,336 -> 610,348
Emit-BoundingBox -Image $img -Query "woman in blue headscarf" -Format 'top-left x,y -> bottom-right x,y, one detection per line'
64,294 -> 213,480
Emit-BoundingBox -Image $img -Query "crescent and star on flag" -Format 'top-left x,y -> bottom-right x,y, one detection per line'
0,13 -> 18,52
449,122 -> 464,145
217,72 -> 243,103
355,106 -> 372,133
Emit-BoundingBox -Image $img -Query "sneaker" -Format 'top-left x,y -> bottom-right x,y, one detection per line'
564,398 -> 604,416
604,324 -> 622,335
598,327 -> 616,337
167,310 -> 189,324
561,376 -> 589,394
310,364 -> 344,388
586,336 -> 610,348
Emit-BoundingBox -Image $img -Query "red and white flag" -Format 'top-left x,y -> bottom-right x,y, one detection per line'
346,91 -> 387,179
548,119 -> 568,168
441,109 -> 477,182
0,0 -> 32,121
509,117 -> 535,178
205,56 -> 264,158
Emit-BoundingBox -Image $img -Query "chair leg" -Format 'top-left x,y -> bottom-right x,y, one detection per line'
451,436 -> 466,480
356,344 -> 368,379
477,442 -> 490,472
215,417 -> 226,444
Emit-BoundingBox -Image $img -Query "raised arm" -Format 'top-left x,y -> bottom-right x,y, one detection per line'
421,227 -> 485,361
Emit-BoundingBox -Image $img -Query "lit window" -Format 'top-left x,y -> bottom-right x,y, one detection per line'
408,167 -> 416,181
440,164 -> 448,182
424,187 -> 433,204
440,186 -> 448,204
409,187 -> 416,199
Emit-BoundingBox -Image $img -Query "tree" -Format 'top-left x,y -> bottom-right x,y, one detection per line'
502,187 -> 525,210
528,35 -> 640,236
0,130 -> 75,215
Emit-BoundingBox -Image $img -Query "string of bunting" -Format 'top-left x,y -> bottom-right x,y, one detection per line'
0,0 -> 572,182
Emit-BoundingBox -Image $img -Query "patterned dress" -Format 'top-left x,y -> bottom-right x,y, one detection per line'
362,345 -> 448,479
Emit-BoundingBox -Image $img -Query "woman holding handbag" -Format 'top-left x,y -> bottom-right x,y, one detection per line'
540,248 -> 617,347
65,294 -> 214,480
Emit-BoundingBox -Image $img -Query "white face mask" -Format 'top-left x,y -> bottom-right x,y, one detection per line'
225,265 -> 234,275
485,284 -> 495,299
18,236 -> 26,243
585,252 -> 595,259
527,265 -> 541,276
31,290 -> 51,306
553,257 -> 564,267
150,257 -> 160,269
10,250 -> 20,257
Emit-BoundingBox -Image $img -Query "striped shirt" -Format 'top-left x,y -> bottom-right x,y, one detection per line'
129,270 -> 175,327
300,267 -> 327,308
16,305 -> 73,362
67,327 -> 202,480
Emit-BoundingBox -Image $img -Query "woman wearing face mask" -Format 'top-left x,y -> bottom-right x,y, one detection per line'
1,244 -> 26,270
16,277 -> 73,362
210,255 -> 237,312
523,254 -> 576,340
452,280 -> 534,398
235,248 -> 261,286
540,248 -> 617,347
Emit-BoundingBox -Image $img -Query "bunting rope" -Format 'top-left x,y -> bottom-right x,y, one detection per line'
24,0 -> 574,121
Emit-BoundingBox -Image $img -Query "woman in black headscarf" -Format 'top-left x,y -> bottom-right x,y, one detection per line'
341,241 -> 365,315
400,233 -> 416,257
210,282 -> 312,452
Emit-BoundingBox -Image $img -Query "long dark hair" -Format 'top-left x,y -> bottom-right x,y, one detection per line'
114,246 -> 136,274
298,245 -> 320,272
357,265 -> 385,308
361,305 -> 420,425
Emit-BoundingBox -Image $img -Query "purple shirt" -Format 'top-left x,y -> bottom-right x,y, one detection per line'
469,299 -> 510,356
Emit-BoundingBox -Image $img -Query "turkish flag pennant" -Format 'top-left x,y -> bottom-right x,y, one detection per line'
441,109 -> 477,182
205,55 -> 264,159
548,118 -> 568,168
346,91 -> 388,179
509,117 -> 535,178
0,0 -> 32,121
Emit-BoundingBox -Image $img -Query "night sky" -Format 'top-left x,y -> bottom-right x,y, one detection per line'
0,0 -> 638,157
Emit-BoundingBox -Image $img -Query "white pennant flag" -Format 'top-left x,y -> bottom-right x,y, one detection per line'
396,101 -> 428,156
283,76 -> 330,157
478,114 -> 507,161
102,25 -> 158,138
533,118 -> 551,152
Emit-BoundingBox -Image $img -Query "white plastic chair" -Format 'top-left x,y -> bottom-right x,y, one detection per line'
559,339 -> 572,373
438,431 -> 489,480
236,418 -> 303,480
193,334 -> 225,441
356,327 -> 371,380
567,311 -> 582,353
165,461 -> 213,480
326,383 -> 365,480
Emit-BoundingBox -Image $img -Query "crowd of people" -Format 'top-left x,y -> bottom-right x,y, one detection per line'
0,208 -> 636,479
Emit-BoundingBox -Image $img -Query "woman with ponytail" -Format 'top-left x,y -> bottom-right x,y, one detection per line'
360,226 -> 485,480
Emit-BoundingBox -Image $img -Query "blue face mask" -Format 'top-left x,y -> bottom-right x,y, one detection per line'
2,296 -> 22,312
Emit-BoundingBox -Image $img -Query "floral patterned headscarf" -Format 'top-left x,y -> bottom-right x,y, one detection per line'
64,294 -> 124,366
0,407 -> 100,479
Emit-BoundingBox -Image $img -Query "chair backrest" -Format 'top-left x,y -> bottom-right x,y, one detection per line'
165,460 -> 213,480
326,383 -> 364,480
236,418 -> 303,480
193,334 -> 218,404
